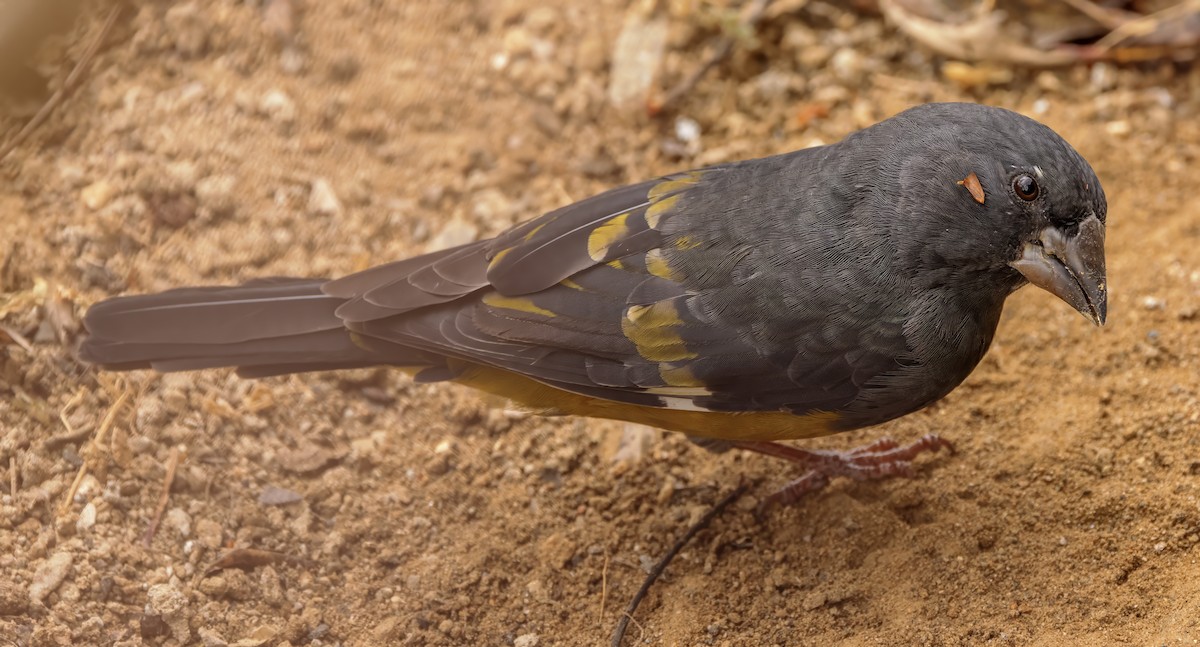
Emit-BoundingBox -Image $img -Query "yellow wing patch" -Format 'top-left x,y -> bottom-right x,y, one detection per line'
488,247 -> 514,269
647,171 -> 704,201
645,193 -> 681,229
522,222 -> 548,241
622,300 -> 696,362
658,361 -> 706,387
558,278 -> 586,291
587,212 -> 632,261
645,249 -> 678,280
645,171 -> 702,228
482,293 -> 555,317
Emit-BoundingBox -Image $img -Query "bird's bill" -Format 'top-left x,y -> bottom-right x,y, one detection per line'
1009,216 -> 1107,326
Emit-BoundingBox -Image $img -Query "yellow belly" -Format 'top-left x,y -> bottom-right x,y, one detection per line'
436,362 -> 842,441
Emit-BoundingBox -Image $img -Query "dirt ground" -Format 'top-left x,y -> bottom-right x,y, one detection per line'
1,1 -> 1199,645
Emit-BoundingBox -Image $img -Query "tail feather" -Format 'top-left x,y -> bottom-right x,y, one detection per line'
83,278 -> 345,345
79,277 -> 426,375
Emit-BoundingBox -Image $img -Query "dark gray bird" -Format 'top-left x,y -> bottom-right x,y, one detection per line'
79,103 -> 1107,502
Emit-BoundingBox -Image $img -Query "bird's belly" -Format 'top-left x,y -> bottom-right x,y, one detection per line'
452,364 -> 844,441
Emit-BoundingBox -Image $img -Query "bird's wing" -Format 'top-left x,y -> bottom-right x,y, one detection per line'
325,167 -> 898,416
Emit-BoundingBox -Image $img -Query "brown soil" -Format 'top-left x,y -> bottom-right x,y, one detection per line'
2,2 -> 1200,645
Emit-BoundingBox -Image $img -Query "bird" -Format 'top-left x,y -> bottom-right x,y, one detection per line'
78,103 -> 1108,505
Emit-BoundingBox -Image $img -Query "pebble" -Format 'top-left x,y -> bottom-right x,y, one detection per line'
165,508 -> 192,538
427,219 -> 479,252
328,54 -> 361,83
1105,120 -> 1131,137
607,13 -> 667,108
198,628 -> 229,647
81,180 -> 117,210
524,7 -> 558,34
195,175 -> 238,216
0,578 -> 28,615
279,46 -> 307,75
802,590 -> 827,611
76,502 -> 97,534
829,48 -> 864,82
59,164 -> 87,188
656,477 -> 675,505
148,583 -> 186,614
575,33 -> 607,72
29,552 -> 73,604
611,423 -> 656,463
165,2 -> 209,57
1141,296 -> 1165,310
1090,63 -> 1116,92
538,532 -> 576,568
1035,71 -> 1062,93
261,89 -> 297,123
674,116 -> 700,144
514,633 -> 539,647
308,178 -> 343,216
259,485 -> 304,506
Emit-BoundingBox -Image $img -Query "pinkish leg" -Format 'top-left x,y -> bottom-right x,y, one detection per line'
731,434 -> 955,509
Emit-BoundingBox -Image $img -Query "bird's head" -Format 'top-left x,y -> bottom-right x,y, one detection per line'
872,103 -> 1108,325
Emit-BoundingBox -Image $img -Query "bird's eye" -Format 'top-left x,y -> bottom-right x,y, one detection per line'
1013,174 -> 1039,201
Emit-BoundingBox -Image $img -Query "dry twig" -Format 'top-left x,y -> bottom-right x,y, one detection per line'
143,445 -> 184,548
1094,0 -> 1200,51
879,0 -> 1083,66
610,483 -> 749,647
1056,0 -> 1137,30
598,552 -> 610,629
653,0 -> 773,113
58,389 -> 127,516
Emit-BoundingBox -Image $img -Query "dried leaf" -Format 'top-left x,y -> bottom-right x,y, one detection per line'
206,548 -> 303,575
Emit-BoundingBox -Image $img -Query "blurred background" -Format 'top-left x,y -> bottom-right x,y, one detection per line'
1,1 -> 1198,644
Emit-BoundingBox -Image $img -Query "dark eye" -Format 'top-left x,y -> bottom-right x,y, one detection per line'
1013,174 -> 1039,201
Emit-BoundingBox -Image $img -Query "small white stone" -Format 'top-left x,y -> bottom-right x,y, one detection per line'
147,583 -> 187,615
29,552 -> 73,604
674,116 -> 700,144
308,178 -> 343,216
1090,63 -> 1116,91
426,219 -> 478,252
195,175 -> 237,216
1105,120 -> 1131,137
165,507 -> 192,538
514,633 -> 539,647
260,89 -> 297,123
76,502 -> 97,533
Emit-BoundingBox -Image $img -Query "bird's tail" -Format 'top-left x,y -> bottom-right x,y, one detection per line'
78,277 -> 391,378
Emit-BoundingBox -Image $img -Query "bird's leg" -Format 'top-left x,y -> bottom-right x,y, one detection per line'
728,434 -> 955,510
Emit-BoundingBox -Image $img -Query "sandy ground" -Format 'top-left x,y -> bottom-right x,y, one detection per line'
2,1 -> 1200,645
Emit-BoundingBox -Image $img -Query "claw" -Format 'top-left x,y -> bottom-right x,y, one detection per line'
734,433 -> 954,511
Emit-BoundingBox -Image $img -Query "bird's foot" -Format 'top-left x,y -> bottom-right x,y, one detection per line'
729,434 -> 955,511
